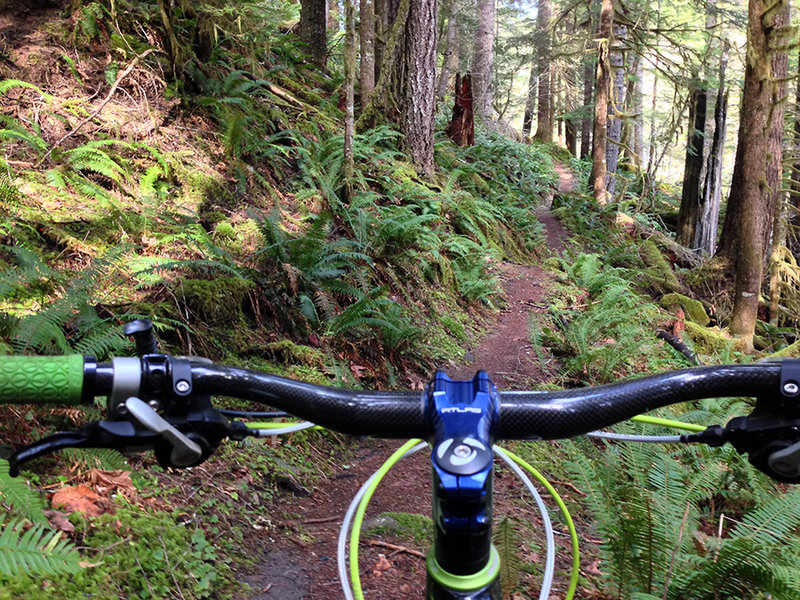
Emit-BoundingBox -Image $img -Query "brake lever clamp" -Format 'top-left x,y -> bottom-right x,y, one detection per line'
686,359 -> 800,483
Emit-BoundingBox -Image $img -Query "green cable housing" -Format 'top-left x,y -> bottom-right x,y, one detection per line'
0,355 -> 84,405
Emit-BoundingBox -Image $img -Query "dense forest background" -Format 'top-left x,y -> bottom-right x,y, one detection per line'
2,0 -> 800,597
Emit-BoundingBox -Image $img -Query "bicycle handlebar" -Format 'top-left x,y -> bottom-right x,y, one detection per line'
190,362 -> 785,441
496,363 -> 783,439
4,352 -> 800,481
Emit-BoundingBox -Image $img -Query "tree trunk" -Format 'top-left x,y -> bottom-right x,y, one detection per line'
301,0 -> 329,69
590,0 -> 613,203
344,0 -> 356,196
522,63 -> 537,138
471,0 -> 495,121
580,57 -> 594,159
356,0 -> 411,129
403,0 -> 437,177
720,0 -> 788,349
436,0 -> 460,101
360,0 -> 376,104
374,0 -> 387,78
632,56 -> 644,166
605,22 -> 626,198
676,81 -> 707,248
533,0 -> 553,142
447,73 -> 475,146
695,41 -> 729,256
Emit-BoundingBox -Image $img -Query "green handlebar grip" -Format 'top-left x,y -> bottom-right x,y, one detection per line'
0,355 -> 85,405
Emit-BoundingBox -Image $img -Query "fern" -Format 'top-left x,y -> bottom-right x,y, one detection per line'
0,520 -> 82,577
0,79 -> 52,101
60,448 -> 129,472
0,460 -> 47,527
493,516 -> 522,593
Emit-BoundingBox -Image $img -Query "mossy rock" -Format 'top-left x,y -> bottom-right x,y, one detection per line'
661,293 -> 710,326
175,277 -> 254,325
258,339 -> 326,369
641,239 -> 680,293
767,340 -> 800,358
684,321 -> 735,355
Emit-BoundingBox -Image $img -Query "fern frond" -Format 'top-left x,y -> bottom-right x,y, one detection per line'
0,129 -> 47,154
0,79 -> 53,101
0,520 -> 82,577
493,516 -> 522,592
0,461 -> 47,526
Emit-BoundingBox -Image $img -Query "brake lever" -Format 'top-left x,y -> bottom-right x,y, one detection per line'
8,419 -> 157,476
683,360 -> 800,483
9,396 -> 250,476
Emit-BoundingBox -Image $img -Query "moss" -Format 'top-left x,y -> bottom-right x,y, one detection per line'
641,239 -> 680,293
259,339 -> 326,369
175,277 -> 254,325
684,321 -> 735,355
661,293 -> 710,326
367,512 -> 433,544
767,340 -> 800,358
440,315 -> 467,341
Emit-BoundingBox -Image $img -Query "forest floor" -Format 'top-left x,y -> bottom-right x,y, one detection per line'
236,166 -> 583,600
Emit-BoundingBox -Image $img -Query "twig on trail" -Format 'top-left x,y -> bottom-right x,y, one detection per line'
303,516 -> 341,524
363,539 -> 425,559
548,479 -> 586,496
42,48 -> 160,160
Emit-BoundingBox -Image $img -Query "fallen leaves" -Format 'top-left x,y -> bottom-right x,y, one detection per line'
51,484 -> 112,517
49,469 -> 137,517
371,554 -> 393,577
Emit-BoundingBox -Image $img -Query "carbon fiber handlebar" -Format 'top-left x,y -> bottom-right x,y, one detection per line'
190,362 -> 784,441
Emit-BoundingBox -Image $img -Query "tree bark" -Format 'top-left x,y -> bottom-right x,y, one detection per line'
589,0 -> 612,204
300,0 -> 328,68
676,81 -> 707,248
360,0 -> 376,104
356,0 -> 411,129
522,63 -> 537,138
471,0 -> 495,121
403,0 -> 437,177
344,0 -> 356,196
605,22 -> 626,198
533,0 -> 553,142
695,41 -> 729,256
580,57 -> 594,159
446,73 -> 475,146
633,56 -> 644,166
720,0 -> 788,349
436,0 -> 460,101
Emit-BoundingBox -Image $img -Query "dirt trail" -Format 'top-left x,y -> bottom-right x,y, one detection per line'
448,163 -> 574,389
239,164 -> 578,599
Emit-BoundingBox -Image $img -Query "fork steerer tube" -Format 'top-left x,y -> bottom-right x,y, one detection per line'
427,371 -> 499,591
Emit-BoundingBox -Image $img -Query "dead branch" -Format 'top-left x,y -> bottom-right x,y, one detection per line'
363,539 -> 426,559
43,48 -> 160,160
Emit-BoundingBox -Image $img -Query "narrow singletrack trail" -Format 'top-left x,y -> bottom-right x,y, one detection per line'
448,163 -> 574,389
238,164 -> 579,600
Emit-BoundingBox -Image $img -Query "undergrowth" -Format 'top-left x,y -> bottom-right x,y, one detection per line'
0,0 -> 558,593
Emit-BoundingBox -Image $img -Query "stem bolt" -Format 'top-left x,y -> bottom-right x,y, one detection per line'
453,444 -> 473,458
784,382 -> 799,396
175,380 -> 191,393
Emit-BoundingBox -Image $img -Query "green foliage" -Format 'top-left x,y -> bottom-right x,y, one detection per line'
0,502 -> 220,600
0,459 -> 82,578
0,460 -> 47,527
0,246 -> 131,358
565,433 -> 800,600
549,253 -> 677,383
0,520 -> 82,578
493,516 -> 522,593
